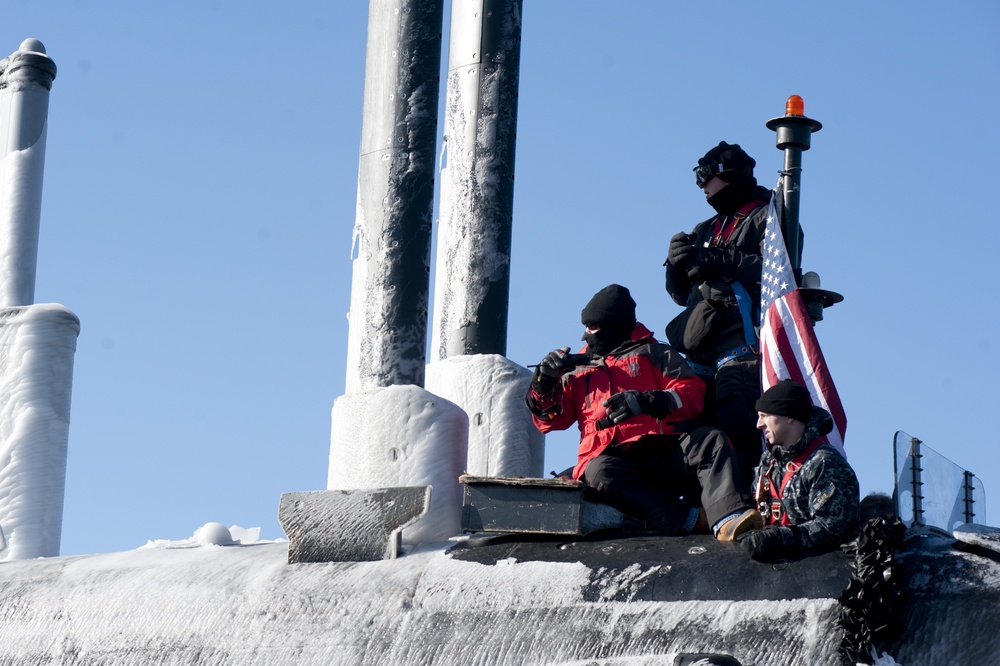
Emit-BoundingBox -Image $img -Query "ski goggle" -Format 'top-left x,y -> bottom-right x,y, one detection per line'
694,162 -> 726,187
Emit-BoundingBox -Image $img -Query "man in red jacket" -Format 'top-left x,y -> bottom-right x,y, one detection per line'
526,284 -> 761,540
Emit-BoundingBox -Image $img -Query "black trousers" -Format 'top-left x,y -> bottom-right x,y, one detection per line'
581,427 -> 752,533
696,356 -> 763,494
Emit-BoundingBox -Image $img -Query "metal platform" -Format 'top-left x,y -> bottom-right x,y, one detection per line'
460,474 -> 624,536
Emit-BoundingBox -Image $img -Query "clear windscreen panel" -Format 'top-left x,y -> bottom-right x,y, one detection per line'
894,431 -> 987,531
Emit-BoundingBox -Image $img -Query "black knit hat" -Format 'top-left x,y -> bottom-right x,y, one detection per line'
581,284 -> 637,331
695,141 -> 757,189
755,379 -> 812,423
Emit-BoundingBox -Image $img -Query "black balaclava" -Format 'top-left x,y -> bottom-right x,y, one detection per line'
696,141 -> 758,215
581,284 -> 637,356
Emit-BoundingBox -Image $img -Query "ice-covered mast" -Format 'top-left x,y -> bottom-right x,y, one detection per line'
424,0 -> 541,479
327,1 -> 466,551
431,0 -> 522,359
320,1 -> 538,559
0,39 -> 80,561
344,0 -> 442,392
0,39 -> 56,306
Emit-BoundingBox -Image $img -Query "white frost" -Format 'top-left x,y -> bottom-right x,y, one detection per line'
0,143 -> 47,307
329,385 -> 468,543
0,303 -> 79,561
140,524 -> 265,549
425,354 -> 543,477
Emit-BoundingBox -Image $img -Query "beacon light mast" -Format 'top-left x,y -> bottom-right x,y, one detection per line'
766,95 -> 842,322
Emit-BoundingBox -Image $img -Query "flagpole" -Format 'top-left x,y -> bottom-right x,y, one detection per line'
765,95 -> 821,279
766,96 -> 841,323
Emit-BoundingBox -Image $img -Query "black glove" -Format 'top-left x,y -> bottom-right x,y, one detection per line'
596,390 -> 676,429
688,245 -> 746,282
531,347 -> 575,394
685,247 -> 720,281
737,525 -> 790,561
642,390 -> 678,419
667,232 -> 698,268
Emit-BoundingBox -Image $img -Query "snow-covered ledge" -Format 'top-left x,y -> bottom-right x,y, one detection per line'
279,487 -> 431,562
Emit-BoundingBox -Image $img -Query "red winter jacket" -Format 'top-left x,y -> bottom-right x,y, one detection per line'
526,323 -> 705,480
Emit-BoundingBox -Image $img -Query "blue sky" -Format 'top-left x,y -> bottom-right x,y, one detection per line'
6,2 -> 999,555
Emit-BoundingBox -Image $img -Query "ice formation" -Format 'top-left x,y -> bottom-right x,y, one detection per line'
0,303 -> 79,560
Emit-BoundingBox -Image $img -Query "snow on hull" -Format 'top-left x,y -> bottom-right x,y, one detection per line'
1,531 -> 997,664
0,541 -> 841,666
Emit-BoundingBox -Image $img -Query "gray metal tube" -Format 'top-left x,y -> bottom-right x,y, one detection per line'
345,1 -> 444,392
779,147 -> 804,272
0,39 -> 57,308
431,0 -> 523,359
766,101 -> 821,276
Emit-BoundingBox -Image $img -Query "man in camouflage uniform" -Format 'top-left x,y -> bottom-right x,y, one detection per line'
739,379 -> 860,561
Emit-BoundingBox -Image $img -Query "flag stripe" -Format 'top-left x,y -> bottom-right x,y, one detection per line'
772,291 -> 847,450
759,183 -> 847,456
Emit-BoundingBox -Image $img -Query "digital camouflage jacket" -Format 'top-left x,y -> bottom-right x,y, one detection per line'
751,406 -> 860,556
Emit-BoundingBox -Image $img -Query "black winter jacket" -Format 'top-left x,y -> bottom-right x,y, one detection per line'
664,186 -> 791,363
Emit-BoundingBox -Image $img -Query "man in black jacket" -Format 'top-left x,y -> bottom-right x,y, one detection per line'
739,379 -> 860,561
664,142 -> 796,491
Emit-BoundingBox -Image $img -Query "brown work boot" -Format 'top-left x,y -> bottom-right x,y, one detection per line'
716,508 -> 763,542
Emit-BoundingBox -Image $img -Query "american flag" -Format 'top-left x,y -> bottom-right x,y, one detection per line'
759,183 -> 847,455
